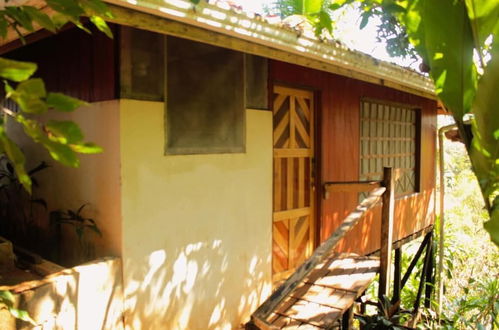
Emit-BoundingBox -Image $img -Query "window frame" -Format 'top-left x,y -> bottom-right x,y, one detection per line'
359,98 -> 421,197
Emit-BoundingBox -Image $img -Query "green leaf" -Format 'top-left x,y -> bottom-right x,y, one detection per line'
360,11 -> 371,29
44,140 -> 79,167
0,58 -> 37,82
46,92 -> 87,112
0,290 -> 15,306
22,6 -> 57,33
9,78 -> 48,114
465,0 -> 499,53
51,13 -> 70,29
0,125 -> 31,193
71,142 -> 103,154
16,115 -> 45,142
471,49 -> 499,246
318,10 -> 333,34
46,120 -> 84,144
83,0 -> 114,18
8,308 -> 36,325
303,0 -> 323,14
4,6 -> 34,32
17,78 -> 46,98
0,16 -> 8,39
403,0 -> 477,119
45,0 -> 85,20
89,16 -> 113,38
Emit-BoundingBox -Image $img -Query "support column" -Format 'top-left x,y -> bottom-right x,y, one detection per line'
379,167 -> 395,301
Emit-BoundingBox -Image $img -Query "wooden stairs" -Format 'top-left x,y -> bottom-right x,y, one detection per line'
249,168 -> 399,329
265,253 -> 379,329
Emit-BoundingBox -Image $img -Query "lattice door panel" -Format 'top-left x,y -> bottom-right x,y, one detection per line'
272,85 -> 315,283
273,215 -> 312,275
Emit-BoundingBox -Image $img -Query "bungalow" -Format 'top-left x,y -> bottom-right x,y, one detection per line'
0,0 -> 437,328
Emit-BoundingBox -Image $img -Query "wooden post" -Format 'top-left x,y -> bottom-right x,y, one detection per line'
392,247 -> 402,305
379,167 -> 395,302
424,236 -> 435,309
414,233 -> 433,313
401,233 -> 431,289
341,306 -> 353,329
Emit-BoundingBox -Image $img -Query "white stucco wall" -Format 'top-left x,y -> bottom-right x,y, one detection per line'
120,99 -> 273,329
7,100 -> 122,266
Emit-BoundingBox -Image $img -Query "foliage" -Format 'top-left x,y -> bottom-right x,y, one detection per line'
265,0 -> 340,36
436,135 -> 499,329
0,0 -> 113,193
349,0 -> 499,246
0,156 -> 48,243
357,295 -> 409,329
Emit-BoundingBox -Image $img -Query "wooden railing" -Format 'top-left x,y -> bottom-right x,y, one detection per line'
250,167 -> 397,329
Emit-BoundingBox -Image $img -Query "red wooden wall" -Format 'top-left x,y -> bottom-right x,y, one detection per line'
4,24 -> 118,102
271,60 -> 437,255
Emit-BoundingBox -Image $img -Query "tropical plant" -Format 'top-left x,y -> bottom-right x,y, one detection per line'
0,0 -> 113,193
50,204 -> 101,263
0,156 -> 49,248
357,295 -> 410,329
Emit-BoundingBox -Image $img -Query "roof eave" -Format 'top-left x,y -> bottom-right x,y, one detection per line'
105,0 -> 436,99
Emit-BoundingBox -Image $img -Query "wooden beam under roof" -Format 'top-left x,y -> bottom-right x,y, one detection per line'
103,1 -> 436,100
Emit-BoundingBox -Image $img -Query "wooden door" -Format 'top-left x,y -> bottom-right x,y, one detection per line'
272,85 -> 316,282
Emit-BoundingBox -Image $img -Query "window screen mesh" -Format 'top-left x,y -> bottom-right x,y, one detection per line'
359,100 -> 418,196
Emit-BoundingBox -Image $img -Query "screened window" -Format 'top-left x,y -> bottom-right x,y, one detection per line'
359,100 -> 419,196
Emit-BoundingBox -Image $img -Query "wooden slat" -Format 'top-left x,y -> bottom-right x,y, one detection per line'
274,112 -> 290,146
296,96 -> 311,120
289,217 -> 297,270
262,254 -> 380,328
274,159 -> 282,211
289,96 -> 296,148
287,158 -> 294,209
273,208 -> 311,221
253,187 -> 386,322
273,93 -> 287,114
294,110 -> 310,146
275,86 -> 314,99
298,158 -> 305,208
274,149 -> 312,158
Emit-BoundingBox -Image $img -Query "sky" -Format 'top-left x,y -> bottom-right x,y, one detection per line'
230,0 -> 416,68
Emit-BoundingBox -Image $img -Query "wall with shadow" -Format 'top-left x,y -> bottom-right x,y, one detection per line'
6,101 -> 122,266
120,100 -> 273,329
0,258 -> 123,329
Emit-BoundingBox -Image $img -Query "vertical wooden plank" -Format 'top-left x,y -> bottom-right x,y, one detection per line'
298,157 -> 305,208
275,158 -> 282,211
290,96 -> 296,148
289,217 -> 297,269
287,158 -> 294,209
379,167 -> 394,301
